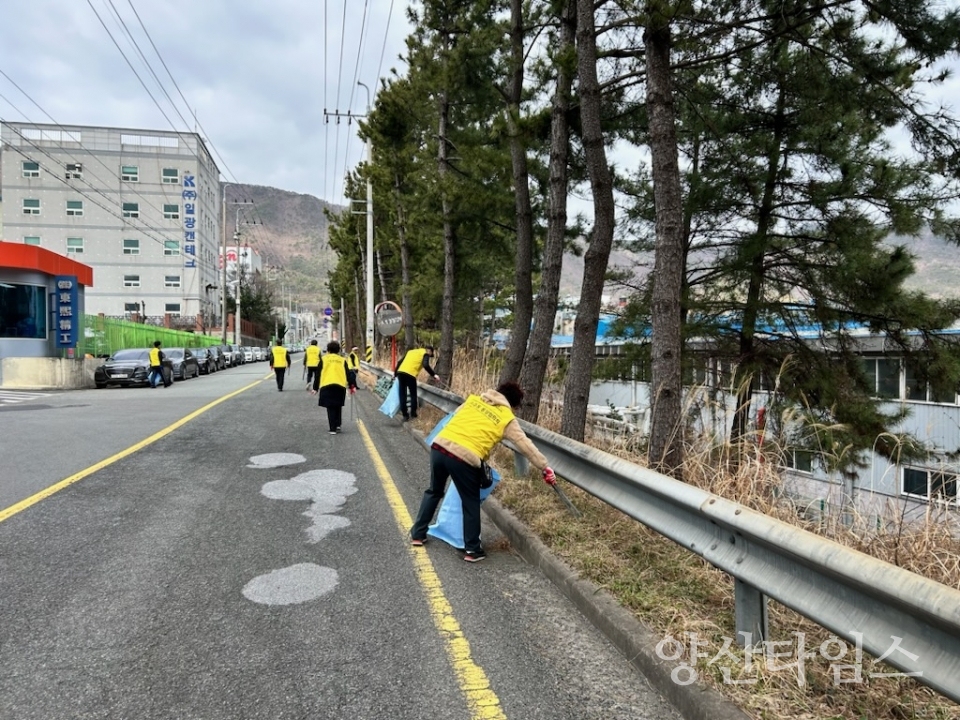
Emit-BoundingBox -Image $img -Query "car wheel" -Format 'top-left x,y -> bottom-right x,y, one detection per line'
95,382 -> 107,389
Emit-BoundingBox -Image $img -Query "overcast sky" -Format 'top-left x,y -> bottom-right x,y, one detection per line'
0,0 -> 413,208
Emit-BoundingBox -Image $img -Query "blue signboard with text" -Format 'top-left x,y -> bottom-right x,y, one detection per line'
54,275 -> 79,348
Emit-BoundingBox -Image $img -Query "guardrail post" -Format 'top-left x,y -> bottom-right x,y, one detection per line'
735,578 -> 768,646
514,452 -> 529,477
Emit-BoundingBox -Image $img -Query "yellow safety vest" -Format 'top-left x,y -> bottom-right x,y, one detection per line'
149,347 -> 162,366
305,345 -> 321,367
271,346 -> 288,368
320,354 -> 348,388
347,352 -> 360,370
437,395 -> 515,459
397,348 -> 427,376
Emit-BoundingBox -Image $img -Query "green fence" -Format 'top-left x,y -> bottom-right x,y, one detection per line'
78,316 -> 224,357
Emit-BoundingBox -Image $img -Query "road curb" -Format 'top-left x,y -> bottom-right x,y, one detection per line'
484,496 -> 750,720
406,420 -> 749,720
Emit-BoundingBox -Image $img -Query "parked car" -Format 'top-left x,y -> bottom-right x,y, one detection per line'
217,344 -> 233,367
253,346 -> 264,362
165,348 -> 200,381
94,348 -> 172,388
229,344 -> 245,365
191,347 -> 217,375
242,346 -> 254,363
206,345 -> 226,371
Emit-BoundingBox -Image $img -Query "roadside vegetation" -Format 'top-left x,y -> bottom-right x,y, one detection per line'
368,349 -> 960,720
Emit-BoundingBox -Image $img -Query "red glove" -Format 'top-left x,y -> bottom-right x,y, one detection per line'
542,467 -> 556,486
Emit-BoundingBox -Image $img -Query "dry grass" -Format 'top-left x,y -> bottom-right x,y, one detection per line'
371,349 -> 960,719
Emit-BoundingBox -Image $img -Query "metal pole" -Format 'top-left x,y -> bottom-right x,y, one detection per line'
221,184 -> 228,344
234,222 -> 241,346
358,81 -> 375,365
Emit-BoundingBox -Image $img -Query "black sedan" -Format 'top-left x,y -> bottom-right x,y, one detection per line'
165,348 -> 201,381
190,347 -> 217,375
94,349 -> 172,388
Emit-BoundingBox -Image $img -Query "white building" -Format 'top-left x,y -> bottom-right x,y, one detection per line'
0,122 -> 221,325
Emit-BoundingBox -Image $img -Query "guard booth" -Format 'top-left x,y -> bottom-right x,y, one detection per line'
0,241 -> 94,387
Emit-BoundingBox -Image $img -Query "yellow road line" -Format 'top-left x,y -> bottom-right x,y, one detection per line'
0,380 -> 263,524
357,419 -> 506,720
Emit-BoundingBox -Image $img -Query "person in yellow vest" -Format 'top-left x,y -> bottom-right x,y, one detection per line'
304,339 -> 321,394
409,381 -> 556,562
269,339 -> 291,391
148,340 -> 171,388
347,346 -> 361,393
394,344 -> 440,422
317,341 -> 349,434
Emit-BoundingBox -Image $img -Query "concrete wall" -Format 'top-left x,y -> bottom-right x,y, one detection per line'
0,357 -> 99,389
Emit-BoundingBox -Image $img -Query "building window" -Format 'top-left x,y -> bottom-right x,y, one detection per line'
0,283 -> 47,339
124,302 -> 139,314
22,161 -> 40,178
164,275 -> 181,288
165,303 -> 181,316
162,168 -> 179,184
66,162 -> 83,179
22,198 -> 41,215
784,449 -> 814,473
122,238 -> 140,255
123,275 -> 141,288
121,165 -> 139,182
904,359 -> 958,404
861,357 -> 900,400
23,236 -> 40,246
122,202 -> 139,218
66,200 -> 84,216
163,203 -> 180,220
902,467 -> 958,505
66,237 -> 84,254
164,240 -> 180,256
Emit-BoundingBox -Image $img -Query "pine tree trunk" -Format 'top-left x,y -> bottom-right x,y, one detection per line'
563,0 -> 616,441
438,85 -> 456,380
395,173 -> 415,349
519,0 -> 575,422
645,12 -> 685,478
499,0 -> 534,385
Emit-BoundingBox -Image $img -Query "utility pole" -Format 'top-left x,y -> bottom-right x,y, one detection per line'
326,81 -> 374,364
221,186 -> 254,345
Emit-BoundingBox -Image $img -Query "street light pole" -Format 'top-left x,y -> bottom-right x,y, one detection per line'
358,80 -> 375,365
234,230 -> 242,345
221,183 -> 229,344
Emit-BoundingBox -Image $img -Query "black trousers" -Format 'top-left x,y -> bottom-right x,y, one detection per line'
397,372 -> 418,419
410,448 -> 484,553
273,367 -> 286,390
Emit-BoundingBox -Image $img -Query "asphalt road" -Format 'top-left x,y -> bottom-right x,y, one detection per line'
0,364 -> 680,720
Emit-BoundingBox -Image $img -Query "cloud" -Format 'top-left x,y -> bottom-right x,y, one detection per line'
0,0 -> 410,204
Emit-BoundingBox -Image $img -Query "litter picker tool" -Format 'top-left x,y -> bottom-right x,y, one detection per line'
551,478 -> 582,518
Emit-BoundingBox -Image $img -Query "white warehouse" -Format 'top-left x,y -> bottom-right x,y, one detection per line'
0,122 -> 222,325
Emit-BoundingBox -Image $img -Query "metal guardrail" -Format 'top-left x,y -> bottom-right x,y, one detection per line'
365,366 -> 960,702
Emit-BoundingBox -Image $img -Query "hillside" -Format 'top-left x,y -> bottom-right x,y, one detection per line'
226,184 -> 341,312
233,182 -> 960,314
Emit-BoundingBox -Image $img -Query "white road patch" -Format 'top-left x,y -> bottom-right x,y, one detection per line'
261,469 -> 358,542
247,453 -> 306,468
242,564 -> 338,605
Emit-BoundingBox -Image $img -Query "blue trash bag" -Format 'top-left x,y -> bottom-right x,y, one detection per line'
426,428 -> 502,550
378,379 -> 401,417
